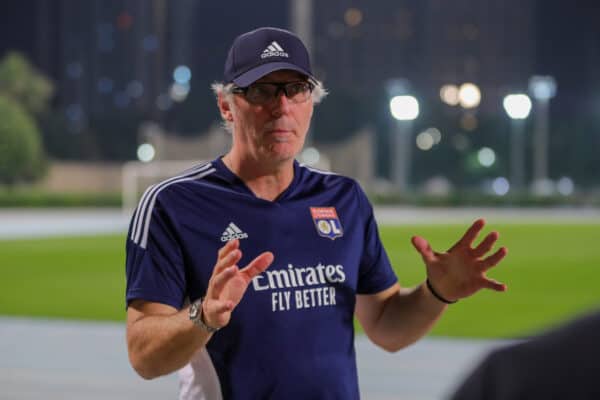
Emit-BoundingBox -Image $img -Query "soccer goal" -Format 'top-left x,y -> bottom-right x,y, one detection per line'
121,160 -> 207,214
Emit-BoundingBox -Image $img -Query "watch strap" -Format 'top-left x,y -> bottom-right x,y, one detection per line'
190,297 -> 220,333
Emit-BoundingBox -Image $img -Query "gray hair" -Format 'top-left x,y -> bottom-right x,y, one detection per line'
211,80 -> 328,134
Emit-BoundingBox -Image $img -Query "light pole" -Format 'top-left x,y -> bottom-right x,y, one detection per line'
503,94 -> 532,192
387,80 -> 419,192
529,76 -> 557,194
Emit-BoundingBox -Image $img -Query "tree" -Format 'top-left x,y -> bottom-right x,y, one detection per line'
0,52 -> 54,116
0,95 -> 46,184
0,52 -> 53,184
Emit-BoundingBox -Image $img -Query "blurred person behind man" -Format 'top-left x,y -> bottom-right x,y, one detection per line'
450,309 -> 600,399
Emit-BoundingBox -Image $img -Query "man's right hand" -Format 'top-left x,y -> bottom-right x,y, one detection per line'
202,239 -> 274,329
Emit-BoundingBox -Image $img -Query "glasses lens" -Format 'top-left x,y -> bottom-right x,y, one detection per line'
245,84 -> 277,104
285,82 -> 312,103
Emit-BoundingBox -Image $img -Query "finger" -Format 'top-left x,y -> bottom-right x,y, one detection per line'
472,231 -> 499,258
214,248 -> 242,275
411,236 -> 435,264
240,252 -> 274,281
217,239 -> 239,262
482,247 -> 508,270
450,219 -> 485,251
210,265 -> 238,299
481,276 -> 507,292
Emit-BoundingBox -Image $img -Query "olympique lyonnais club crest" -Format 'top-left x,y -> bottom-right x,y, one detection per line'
310,207 -> 344,240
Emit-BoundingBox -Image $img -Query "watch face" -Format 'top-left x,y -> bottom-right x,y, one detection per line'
189,303 -> 199,319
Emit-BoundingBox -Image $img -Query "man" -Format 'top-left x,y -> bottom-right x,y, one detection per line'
125,27 -> 508,399
450,310 -> 600,399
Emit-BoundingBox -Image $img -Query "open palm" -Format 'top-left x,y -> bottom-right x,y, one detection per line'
203,239 -> 274,328
411,219 -> 508,302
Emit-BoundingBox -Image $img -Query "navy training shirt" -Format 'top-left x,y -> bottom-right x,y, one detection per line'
126,157 -> 398,399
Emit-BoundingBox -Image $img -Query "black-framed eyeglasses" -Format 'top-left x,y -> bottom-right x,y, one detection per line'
231,81 -> 314,105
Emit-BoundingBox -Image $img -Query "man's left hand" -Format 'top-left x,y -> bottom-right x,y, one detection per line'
411,219 -> 508,303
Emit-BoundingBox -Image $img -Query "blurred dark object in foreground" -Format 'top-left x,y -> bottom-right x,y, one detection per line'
451,309 -> 600,400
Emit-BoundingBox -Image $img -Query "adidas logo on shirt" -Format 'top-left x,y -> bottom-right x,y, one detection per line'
261,41 -> 289,59
220,222 -> 249,242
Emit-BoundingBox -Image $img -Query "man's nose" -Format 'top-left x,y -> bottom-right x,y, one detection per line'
271,90 -> 291,115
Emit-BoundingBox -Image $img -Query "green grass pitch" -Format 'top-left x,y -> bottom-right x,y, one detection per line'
1,223 -> 599,338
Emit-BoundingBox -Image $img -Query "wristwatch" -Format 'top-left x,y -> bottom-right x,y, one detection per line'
189,297 -> 220,333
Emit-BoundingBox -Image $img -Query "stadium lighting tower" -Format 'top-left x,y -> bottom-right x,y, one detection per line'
529,75 -> 557,194
389,95 -> 419,121
386,79 -> 419,193
503,93 -> 532,192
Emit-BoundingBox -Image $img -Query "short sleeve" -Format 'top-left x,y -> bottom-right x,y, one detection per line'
354,184 -> 398,294
125,192 -> 187,309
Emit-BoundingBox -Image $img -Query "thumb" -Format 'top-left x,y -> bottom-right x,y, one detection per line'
411,236 -> 435,263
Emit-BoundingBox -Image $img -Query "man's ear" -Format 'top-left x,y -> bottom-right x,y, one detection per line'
218,94 -> 234,122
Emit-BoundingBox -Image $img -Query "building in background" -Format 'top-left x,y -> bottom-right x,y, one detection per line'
34,0 -> 182,127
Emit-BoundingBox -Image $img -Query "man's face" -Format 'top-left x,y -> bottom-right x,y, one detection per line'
227,70 -> 314,164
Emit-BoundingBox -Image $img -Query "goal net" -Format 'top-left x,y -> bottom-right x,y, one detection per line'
121,160 -> 207,214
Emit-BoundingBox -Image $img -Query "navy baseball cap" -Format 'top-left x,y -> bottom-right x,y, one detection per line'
224,27 -> 316,87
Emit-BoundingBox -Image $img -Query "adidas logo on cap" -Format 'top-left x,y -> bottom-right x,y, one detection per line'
224,27 -> 315,87
261,41 -> 289,59
220,222 -> 249,242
